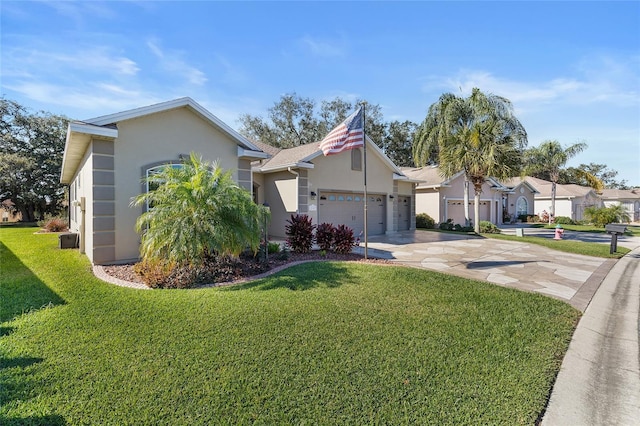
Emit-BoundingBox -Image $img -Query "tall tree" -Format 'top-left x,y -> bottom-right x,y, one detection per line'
413,88 -> 528,232
0,98 -> 69,221
238,93 -> 320,148
561,163 -> 628,189
384,120 -> 416,167
238,93 -> 390,150
524,140 -> 587,223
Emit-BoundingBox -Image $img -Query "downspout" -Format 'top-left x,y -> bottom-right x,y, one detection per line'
287,167 -> 299,214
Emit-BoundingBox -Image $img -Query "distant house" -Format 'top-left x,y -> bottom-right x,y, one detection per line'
600,188 -> 640,222
402,166 -> 537,225
61,98 -> 268,265
522,176 -> 600,221
1,200 -> 22,223
253,138 -> 418,238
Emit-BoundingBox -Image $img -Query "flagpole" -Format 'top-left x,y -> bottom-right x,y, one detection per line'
362,102 -> 368,259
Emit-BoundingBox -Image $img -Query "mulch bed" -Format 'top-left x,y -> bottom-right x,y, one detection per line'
101,250 -> 390,288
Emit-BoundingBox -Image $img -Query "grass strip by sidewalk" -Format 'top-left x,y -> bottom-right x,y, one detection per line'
482,233 -> 629,258
1,228 -> 580,425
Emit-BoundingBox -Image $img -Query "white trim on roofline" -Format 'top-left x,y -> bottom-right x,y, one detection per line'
69,122 -> 119,139
238,147 -> 269,160
85,97 -> 262,152
258,162 -> 315,173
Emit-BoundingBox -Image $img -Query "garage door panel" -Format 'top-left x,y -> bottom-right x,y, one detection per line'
319,192 -> 385,236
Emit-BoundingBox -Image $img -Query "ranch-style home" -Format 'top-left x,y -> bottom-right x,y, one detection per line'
61,98 -> 418,265
600,188 -> 640,223
402,166 -> 538,225
522,176 -> 600,221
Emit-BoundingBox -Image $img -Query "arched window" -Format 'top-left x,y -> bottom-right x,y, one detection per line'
516,196 -> 528,217
351,148 -> 362,171
145,163 -> 183,210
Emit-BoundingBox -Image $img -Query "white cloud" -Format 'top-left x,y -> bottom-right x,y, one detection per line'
422,54 -> 640,112
146,39 -> 208,86
299,35 -> 347,57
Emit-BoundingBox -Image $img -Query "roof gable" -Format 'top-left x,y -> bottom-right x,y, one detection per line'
256,136 -> 405,176
86,97 -> 260,152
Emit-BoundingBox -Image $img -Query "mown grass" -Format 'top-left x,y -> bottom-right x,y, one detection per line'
1,228 -> 580,425
528,223 -> 640,236
481,233 -> 630,258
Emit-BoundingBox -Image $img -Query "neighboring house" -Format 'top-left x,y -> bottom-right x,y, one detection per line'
1,200 -> 22,223
523,176 -> 600,221
402,166 -> 538,226
252,138 -> 419,238
600,188 -> 640,222
61,98 -> 268,265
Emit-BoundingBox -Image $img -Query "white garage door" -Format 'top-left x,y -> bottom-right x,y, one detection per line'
318,192 -> 386,236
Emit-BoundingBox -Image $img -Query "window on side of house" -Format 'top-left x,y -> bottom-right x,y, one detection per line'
145,163 -> 183,211
351,148 -> 362,171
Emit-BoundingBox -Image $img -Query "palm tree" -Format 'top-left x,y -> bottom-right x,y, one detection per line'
413,88 -> 528,233
131,152 -> 269,265
524,140 -> 587,224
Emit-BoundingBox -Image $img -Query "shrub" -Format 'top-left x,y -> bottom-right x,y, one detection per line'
267,242 -> 281,254
332,224 -> 355,254
134,259 -> 195,289
479,221 -> 501,234
539,210 -> 550,223
285,214 -> 315,253
315,222 -> 335,251
584,204 -> 630,227
415,213 -> 435,229
38,215 -> 68,232
439,219 -> 454,231
554,216 -> 575,225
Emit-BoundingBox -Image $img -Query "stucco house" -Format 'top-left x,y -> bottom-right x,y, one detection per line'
600,188 -> 640,222
252,138 -> 419,238
61,98 -> 418,265
402,166 -> 538,226
61,98 -> 268,265
523,176 -> 600,221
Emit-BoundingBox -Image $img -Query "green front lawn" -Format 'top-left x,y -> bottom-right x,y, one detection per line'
528,223 -> 640,237
1,228 -> 580,425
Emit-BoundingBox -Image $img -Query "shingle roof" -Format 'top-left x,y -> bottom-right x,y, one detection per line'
257,142 -> 321,171
600,188 -> 640,200
523,176 -> 595,198
401,166 -> 447,187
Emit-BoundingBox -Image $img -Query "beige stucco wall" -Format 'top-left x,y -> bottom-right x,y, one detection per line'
113,106 -> 245,263
415,188 -> 441,222
504,185 -> 536,222
307,149 -> 395,230
261,147 -> 405,237
68,144 -> 96,262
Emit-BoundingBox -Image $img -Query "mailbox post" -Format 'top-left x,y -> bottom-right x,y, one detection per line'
605,223 -> 627,254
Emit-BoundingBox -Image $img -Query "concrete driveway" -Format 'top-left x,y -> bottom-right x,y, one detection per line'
355,230 -> 620,311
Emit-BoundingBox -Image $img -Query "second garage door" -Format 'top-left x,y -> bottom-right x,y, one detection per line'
318,192 -> 386,236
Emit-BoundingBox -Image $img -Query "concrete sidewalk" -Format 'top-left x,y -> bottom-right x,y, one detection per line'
542,247 -> 640,425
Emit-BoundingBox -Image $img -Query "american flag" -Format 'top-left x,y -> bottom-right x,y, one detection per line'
319,106 -> 365,156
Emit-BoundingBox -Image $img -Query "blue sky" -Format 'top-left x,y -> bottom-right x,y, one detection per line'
2,1 -> 639,185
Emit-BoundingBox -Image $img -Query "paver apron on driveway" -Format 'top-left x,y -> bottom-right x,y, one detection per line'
357,231 -> 610,311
